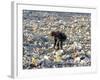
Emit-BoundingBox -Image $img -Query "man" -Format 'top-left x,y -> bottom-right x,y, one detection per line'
51,31 -> 66,50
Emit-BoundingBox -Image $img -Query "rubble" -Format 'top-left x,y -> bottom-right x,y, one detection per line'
23,10 -> 91,69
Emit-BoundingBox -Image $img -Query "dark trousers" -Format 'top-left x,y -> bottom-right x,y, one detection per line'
54,38 -> 63,50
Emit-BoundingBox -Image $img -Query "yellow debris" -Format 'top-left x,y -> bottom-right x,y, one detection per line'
32,57 -> 38,66
54,55 -> 62,62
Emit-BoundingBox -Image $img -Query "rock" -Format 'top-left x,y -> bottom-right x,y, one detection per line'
44,55 -> 49,60
80,60 -> 86,66
55,50 -> 64,55
74,57 -> 80,63
87,51 -> 91,56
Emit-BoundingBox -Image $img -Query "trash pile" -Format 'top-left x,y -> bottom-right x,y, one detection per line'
23,10 -> 91,69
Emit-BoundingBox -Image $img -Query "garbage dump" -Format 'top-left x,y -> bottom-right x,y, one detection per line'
23,10 -> 91,69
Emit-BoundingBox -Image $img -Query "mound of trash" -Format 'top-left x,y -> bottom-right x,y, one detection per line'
23,41 -> 91,69
23,10 -> 91,69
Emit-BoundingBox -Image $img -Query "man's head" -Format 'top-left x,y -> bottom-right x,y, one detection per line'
51,31 -> 56,36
